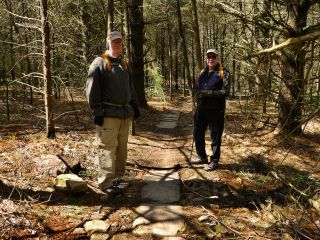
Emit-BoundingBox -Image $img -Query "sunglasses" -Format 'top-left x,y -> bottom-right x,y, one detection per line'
207,55 -> 217,59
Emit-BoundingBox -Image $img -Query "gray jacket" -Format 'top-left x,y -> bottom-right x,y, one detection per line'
86,53 -> 138,119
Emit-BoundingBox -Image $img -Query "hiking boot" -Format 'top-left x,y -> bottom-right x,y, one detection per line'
113,179 -> 130,189
190,156 -> 208,164
100,194 -> 110,202
106,185 -> 122,196
204,161 -> 218,171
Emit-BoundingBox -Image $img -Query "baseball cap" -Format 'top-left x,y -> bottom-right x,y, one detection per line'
107,31 -> 122,42
206,48 -> 218,55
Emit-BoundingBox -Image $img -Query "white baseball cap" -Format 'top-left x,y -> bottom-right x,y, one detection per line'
206,48 -> 218,55
107,31 -> 122,42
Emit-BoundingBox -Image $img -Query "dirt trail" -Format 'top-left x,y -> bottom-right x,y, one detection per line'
0,95 -> 319,239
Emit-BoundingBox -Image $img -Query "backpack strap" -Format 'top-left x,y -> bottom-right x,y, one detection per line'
101,52 -> 128,71
219,64 -> 224,80
101,52 -> 112,71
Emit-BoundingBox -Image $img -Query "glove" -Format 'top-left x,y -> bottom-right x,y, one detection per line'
133,106 -> 141,119
199,90 -> 213,97
195,90 -> 213,99
94,116 -> 104,126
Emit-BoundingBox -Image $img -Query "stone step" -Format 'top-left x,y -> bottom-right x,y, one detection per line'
141,170 -> 180,203
156,110 -> 180,129
133,205 -> 185,237
133,110 -> 185,237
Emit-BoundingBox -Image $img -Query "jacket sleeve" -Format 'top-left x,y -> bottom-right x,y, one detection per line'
86,57 -> 104,116
212,68 -> 231,98
193,68 -> 206,96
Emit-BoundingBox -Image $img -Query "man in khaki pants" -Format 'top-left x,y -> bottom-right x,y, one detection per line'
86,31 -> 140,197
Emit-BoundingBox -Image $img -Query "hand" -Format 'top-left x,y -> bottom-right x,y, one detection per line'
133,107 -> 140,119
195,90 -> 213,99
200,90 -> 213,96
94,116 -> 104,126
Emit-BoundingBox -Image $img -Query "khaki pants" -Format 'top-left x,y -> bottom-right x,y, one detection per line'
96,117 -> 130,189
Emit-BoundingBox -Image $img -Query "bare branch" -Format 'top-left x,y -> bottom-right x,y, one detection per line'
4,8 -> 40,22
246,30 -> 320,59
53,110 -> 82,121
15,22 -> 40,30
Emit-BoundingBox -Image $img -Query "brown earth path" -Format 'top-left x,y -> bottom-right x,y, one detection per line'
0,95 -> 319,239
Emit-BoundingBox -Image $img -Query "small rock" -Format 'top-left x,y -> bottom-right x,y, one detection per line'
191,197 -> 203,203
111,222 -> 119,228
0,199 -> 18,213
209,204 -> 220,209
222,192 -> 229,197
84,220 -> 110,234
208,195 -> 219,199
198,215 -> 210,222
132,217 -> 151,228
309,194 -> 320,211
90,232 -> 110,240
55,174 -> 88,193
162,237 -> 186,240
72,227 -> 86,235
282,233 -> 294,240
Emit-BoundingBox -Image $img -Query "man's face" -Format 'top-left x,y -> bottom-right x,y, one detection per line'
109,38 -> 122,57
207,54 -> 218,68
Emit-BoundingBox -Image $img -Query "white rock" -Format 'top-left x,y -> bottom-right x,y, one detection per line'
198,215 -> 210,222
55,174 -> 88,193
72,227 -> 86,235
90,232 -> 110,240
84,220 -> 110,234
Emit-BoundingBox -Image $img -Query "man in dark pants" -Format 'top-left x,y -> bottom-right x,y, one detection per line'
191,48 -> 230,171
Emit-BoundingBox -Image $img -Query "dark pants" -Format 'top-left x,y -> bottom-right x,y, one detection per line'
194,107 -> 225,163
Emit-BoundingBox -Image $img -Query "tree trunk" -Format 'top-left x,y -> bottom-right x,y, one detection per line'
167,12 -> 173,100
123,0 -> 131,64
174,35 -> 179,89
261,0 -> 271,113
5,77 -> 9,121
176,0 -> 193,97
108,0 -> 114,33
278,2 -> 311,135
81,1 -> 89,66
129,0 -> 147,108
3,0 -> 16,120
40,0 -> 55,138
190,0 -> 202,74
123,0 -> 136,135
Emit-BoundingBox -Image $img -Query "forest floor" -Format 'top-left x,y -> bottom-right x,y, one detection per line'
0,91 -> 319,239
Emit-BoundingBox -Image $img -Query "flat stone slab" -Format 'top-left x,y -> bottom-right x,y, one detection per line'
156,111 -> 180,129
156,121 -> 178,129
142,170 -> 180,203
133,205 -> 185,236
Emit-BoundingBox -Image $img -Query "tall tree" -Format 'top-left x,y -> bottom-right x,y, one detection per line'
176,0 -> 193,97
123,0 -> 131,64
40,0 -> 55,138
277,1 -> 310,135
108,0 -> 114,33
129,0 -> 147,107
190,0 -> 202,74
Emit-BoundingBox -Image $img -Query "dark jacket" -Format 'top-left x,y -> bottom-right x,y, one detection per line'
195,63 -> 230,110
86,53 -> 139,119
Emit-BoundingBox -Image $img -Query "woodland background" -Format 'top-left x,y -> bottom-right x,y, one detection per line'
0,0 -> 319,239
0,0 -> 319,137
